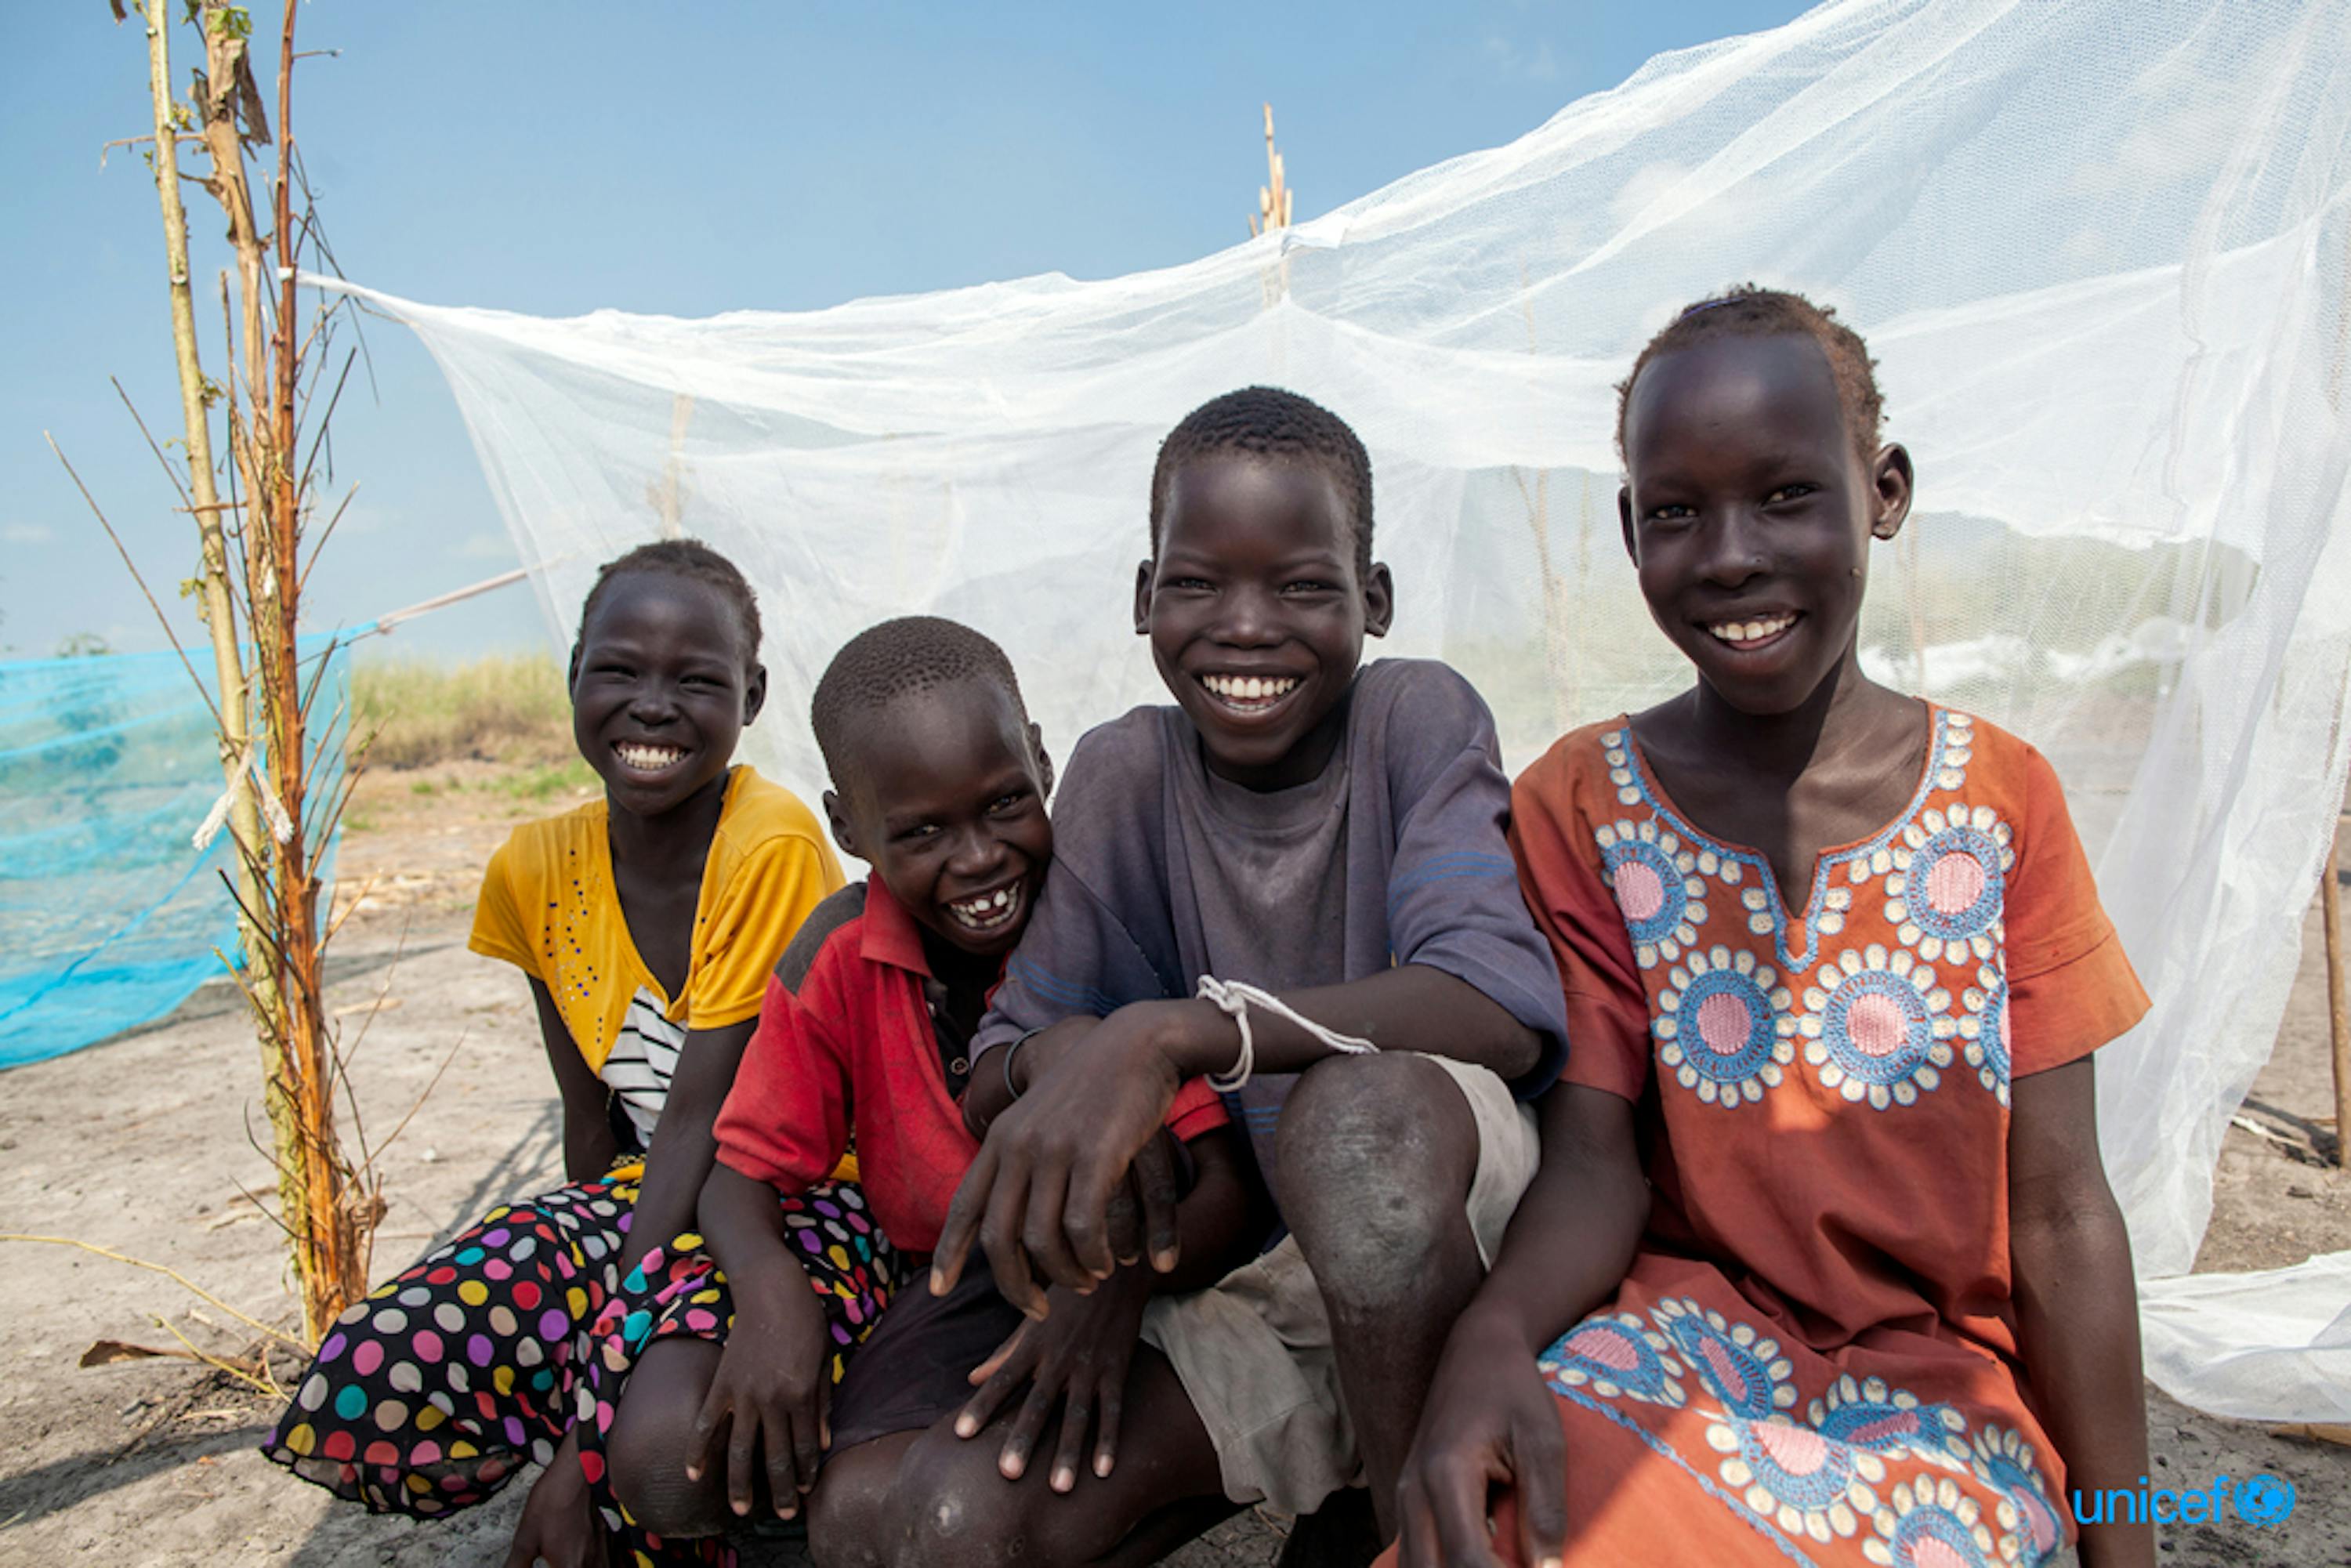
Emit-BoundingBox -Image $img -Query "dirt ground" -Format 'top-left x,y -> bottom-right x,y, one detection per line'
2,762 -> 2347,1566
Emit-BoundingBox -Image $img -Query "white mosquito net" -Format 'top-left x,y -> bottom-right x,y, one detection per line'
327,0 -> 2351,1421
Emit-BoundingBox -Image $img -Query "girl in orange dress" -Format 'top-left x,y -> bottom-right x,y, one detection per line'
1392,289 -> 2154,1568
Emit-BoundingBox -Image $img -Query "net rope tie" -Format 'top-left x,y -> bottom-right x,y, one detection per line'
1194,975 -> 1378,1093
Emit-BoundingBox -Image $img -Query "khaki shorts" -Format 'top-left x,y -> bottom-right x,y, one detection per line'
1140,1056 -> 1541,1515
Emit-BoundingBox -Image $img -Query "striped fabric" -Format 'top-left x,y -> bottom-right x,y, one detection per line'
599,985 -> 686,1148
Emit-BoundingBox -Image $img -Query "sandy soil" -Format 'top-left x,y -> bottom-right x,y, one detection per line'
2,764 -> 2346,1566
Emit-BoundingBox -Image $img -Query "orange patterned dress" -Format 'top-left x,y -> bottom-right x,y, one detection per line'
1503,708 -> 2147,1567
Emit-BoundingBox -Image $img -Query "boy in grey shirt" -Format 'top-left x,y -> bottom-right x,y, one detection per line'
904,388 -> 1567,1565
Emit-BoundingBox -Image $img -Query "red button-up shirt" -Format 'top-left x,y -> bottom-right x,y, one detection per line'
715,878 -> 1227,1254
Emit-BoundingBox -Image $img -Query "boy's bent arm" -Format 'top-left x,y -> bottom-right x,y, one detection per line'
699,1158 -> 809,1300
958,1123 -> 1266,1489
690,1160 -> 836,1515
531,977 -> 621,1184
617,1016 -> 759,1277
2008,1056 -> 2153,1568
1396,1083 -> 1646,1568
944,965 -> 1540,1299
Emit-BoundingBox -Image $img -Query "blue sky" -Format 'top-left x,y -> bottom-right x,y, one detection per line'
2,1 -> 1809,664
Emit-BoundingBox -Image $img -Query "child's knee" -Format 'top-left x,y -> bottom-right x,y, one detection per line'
1276,1053 -> 1479,1298
607,1341 -> 730,1538
885,1429 -> 1044,1568
806,1439 -> 911,1568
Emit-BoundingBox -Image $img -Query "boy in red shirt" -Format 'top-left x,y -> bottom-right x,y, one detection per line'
589,617 -> 1249,1563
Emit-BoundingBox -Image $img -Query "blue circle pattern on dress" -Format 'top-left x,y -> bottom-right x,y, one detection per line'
1668,962 -> 1780,1085
1655,1298 -> 1796,1421
1727,1416 -> 1872,1513
1969,1424 -> 2061,1564
1817,967 -> 1940,1088
1958,961 -> 2012,1103
1593,710 -> 2024,1116
1605,834 -> 1694,952
1546,1292 -> 2066,1564
1867,1479 -> 1999,1568
1980,976 -> 2010,1084
1904,824 -> 2005,946
1810,1378 -> 1971,1463
1538,1313 -> 1688,1408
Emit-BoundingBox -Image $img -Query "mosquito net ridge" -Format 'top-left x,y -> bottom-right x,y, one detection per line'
324,0 -> 2351,1420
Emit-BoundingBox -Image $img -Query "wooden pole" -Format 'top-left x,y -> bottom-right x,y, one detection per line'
2327,815 -> 2351,1167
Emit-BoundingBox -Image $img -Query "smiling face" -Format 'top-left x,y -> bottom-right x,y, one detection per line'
824,679 -> 1053,961
568,570 -> 766,821
1618,332 -> 1912,717
1136,454 -> 1393,791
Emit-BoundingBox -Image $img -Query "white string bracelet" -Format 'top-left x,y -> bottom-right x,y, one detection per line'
1194,976 -> 1378,1093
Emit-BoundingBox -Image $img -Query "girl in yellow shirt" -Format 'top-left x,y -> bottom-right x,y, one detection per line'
263,541 -> 857,1568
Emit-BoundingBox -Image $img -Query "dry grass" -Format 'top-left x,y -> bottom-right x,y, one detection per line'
352,653 -> 571,770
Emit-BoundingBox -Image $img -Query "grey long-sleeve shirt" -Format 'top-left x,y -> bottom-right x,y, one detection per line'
973,658 -> 1569,1218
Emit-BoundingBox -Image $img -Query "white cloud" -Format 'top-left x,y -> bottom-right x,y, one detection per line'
2,522 -> 55,546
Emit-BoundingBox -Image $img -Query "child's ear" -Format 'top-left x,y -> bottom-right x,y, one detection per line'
1617,485 -> 1639,566
1029,722 -> 1054,798
822,788 -> 860,860
1869,444 -> 1915,541
741,661 -> 769,726
1363,562 -> 1396,639
566,640 -> 583,697
1132,559 -> 1156,635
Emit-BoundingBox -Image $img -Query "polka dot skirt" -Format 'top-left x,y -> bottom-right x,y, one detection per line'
578,1182 -> 894,1566
261,1171 -> 641,1516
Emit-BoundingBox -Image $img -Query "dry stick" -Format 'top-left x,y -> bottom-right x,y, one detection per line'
366,1033 -> 465,1174
295,345 -> 356,498
0,1236 -> 309,1354
266,0 -> 368,1335
212,871 -> 291,967
46,435 -> 229,737
295,481 -> 359,599
293,628 -> 344,733
146,1314 -> 281,1400
323,910 -> 415,1172
2326,818 -> 2350,1166
2329,226 -> 2351,1166
108,376 -> 194,511
99,131 -> 201,167
320,871 -> 384,949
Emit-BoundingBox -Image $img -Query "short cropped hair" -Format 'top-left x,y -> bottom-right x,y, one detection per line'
1616,285 -> 1884,466
1147,386 -> 1375,578
578,538 -> 763,662
811,616 -> 1029,786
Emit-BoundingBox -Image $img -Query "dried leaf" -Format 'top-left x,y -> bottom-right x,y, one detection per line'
109,0 -> 129,23
80,1338 -> 196,1368
196,2 -> 270,147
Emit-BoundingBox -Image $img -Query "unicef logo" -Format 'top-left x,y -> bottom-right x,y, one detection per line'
2073,1471 -> 2297,1529
2236,1472 -> 2296,1527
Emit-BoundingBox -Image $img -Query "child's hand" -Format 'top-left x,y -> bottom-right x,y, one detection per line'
954,1263 -> 1156,1494
934,1002 -> 1201,1312
684,1269 -> 834,1519
1395,1304 -> 1567,1568
503,1427 -> 602,1568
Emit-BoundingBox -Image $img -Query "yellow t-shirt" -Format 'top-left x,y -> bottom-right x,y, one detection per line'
469,766 -> 842,1148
